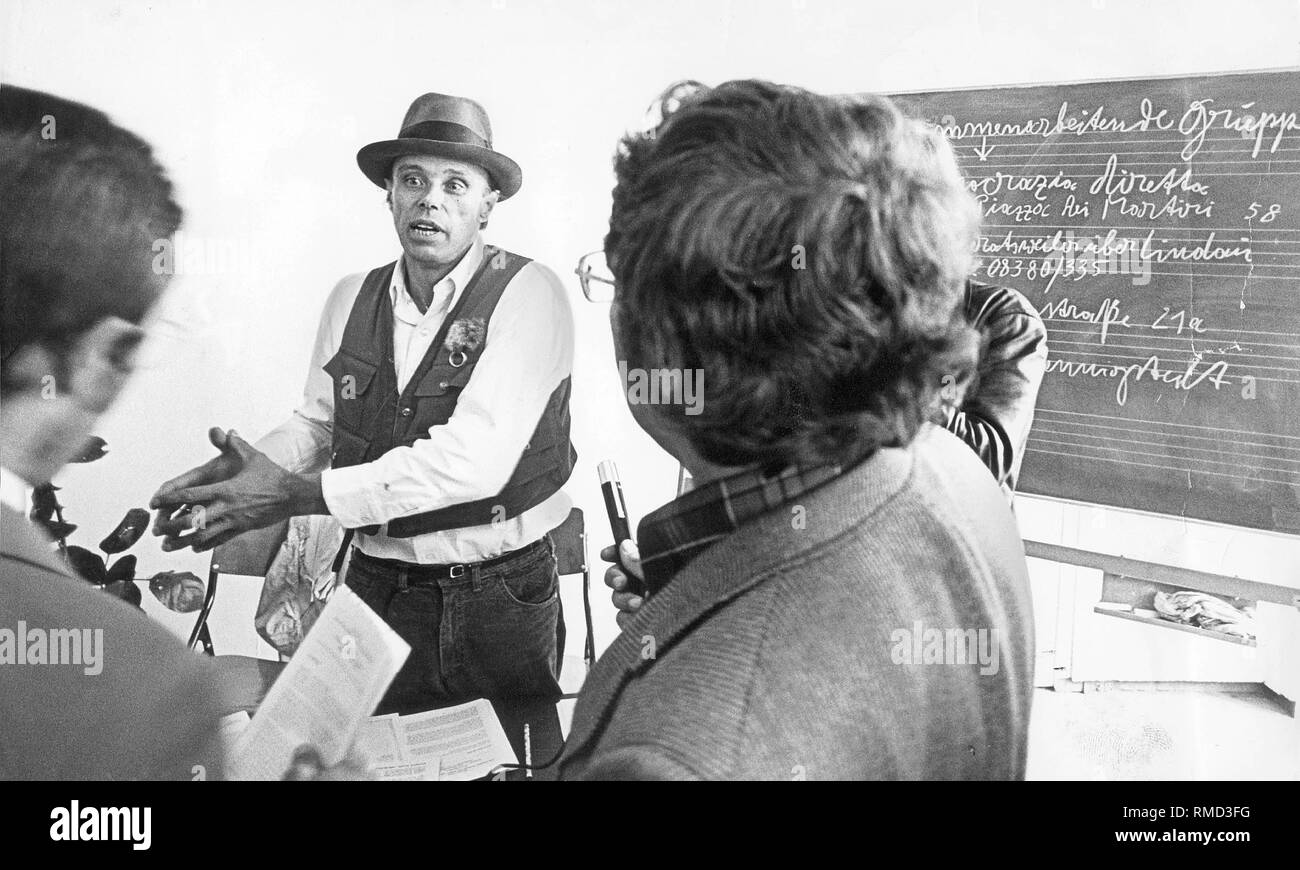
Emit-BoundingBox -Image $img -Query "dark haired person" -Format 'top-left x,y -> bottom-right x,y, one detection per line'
605,102 -> 1047,617
150,93 -> 576,713
561,80 -> 1035,780
0,85 -> 226,779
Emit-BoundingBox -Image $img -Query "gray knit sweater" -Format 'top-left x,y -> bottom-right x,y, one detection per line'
559,424 -> 1035,780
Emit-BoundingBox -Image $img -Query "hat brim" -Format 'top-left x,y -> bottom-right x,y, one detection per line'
357,139 -> 522,200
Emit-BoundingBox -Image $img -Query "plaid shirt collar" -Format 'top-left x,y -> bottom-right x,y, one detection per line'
636,458 -> 856,596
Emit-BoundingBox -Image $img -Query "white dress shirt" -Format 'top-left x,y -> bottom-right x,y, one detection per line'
256,236 -> 574,564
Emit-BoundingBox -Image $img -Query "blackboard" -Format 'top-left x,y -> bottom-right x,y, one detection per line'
893,70 -> 1300,535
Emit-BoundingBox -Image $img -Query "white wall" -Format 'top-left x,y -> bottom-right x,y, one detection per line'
4,0 -> 1298,661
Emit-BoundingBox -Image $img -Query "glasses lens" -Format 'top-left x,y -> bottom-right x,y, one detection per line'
577,250 -> 616,303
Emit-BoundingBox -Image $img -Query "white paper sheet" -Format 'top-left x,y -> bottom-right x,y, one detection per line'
374,759 -> 441,781
229,586 -> 410,780
400,699 -> 517,781
355,713 -> 405,767
218,710 -> 251,758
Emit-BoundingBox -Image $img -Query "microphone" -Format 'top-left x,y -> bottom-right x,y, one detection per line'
598,460 -> 643,597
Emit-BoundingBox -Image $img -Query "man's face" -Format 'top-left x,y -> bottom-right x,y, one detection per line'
387,154 -> 497,268
0,267 -> 162,483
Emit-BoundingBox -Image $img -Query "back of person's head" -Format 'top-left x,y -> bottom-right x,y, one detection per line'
1,86 -> 181,480
1,84 -> 182,402
606,79 -> 980,471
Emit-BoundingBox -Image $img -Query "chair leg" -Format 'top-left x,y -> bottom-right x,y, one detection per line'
195,622 -> 215,656
187,568 -> 219,654
582,566 -> 595,669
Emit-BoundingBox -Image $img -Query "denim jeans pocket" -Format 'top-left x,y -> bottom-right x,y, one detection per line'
490,540 -> 558,607
443,542 -> 562,699
496,566 -> 558,607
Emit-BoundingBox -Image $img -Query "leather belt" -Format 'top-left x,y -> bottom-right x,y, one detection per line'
346,536 -> 548,584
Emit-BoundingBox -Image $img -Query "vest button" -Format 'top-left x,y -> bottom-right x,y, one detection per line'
439,381 -> 448,390
400,407 -> 413,417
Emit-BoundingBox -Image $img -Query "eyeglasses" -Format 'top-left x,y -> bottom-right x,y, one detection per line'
575,249 -> 616,303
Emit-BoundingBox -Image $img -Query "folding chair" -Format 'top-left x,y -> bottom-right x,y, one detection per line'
550,507 -> 595,679
188,519 -> 290,655
189,511 -> 596,673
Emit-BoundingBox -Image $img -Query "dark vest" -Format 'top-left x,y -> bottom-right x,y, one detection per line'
324,246 -> 576,537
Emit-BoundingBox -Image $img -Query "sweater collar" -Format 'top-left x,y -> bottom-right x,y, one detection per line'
562,428 -> 928,769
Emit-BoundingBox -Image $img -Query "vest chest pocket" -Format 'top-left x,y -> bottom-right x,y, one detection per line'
324,350 -> 379,432
413,355 -> 478,399
401,356 -> 478,431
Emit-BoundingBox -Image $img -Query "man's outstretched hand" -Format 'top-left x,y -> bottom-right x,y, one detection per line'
150,426 -> 327,553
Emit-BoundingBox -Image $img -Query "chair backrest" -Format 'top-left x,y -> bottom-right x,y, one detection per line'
189,519 -> 291,655
211,518 -> 291,577
550,507 -> 586,576
548,506 -> 595,675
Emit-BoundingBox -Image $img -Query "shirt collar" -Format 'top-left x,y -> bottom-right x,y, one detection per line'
390,234 -> 485,314
636,455 -> 863,596
0,466 -> 33,514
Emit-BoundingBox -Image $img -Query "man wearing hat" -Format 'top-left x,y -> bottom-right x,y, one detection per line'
152,93 -> 577,713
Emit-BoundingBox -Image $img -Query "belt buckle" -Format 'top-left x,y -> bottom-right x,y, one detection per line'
448,564 -> 466,579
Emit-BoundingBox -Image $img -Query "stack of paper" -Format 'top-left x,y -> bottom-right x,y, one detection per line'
352,699 -> 517,781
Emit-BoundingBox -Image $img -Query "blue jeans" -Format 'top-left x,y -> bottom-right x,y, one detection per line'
344,537 -> 565,715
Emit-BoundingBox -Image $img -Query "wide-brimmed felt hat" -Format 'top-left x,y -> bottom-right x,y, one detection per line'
356,92 -> 522,199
